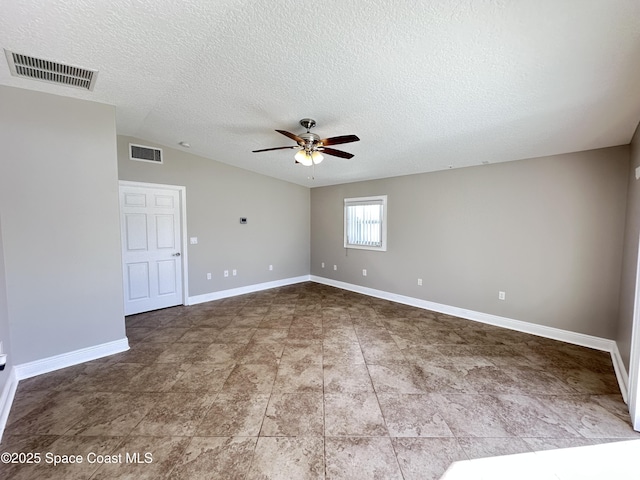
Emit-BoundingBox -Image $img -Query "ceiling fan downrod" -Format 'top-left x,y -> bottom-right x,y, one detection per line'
299,118 -> 316,132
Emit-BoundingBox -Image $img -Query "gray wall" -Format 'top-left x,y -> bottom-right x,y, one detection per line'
311,146 -> 629,340
0,86 -> 126,365
618,124 -> 640,369
117,136 -> 310,298
0,218 -> 13,393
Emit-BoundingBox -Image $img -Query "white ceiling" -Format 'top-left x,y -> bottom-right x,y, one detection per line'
2,1 -> 640,187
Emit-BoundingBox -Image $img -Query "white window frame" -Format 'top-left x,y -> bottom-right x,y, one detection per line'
344,195 -> 388,251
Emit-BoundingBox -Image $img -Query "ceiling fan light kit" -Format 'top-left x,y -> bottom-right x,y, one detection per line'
295,149 -> 323,166
252,118 -> 359,167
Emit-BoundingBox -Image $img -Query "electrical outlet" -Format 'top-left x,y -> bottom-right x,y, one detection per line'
206,273 -> 211,280
269,265 -> 273,271
224,270 -> 229,277
333,265 -> 337,271
321,262 -> 325,268
417,278 -> 422,286
499,291 -> 506,300
362,269 -> 367,276
232,269 -> 237,276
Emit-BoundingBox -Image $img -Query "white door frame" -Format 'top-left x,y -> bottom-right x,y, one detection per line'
628,232 -> 640,430
119,180 -> 189,309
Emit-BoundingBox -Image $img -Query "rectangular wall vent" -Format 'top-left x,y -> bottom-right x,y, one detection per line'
4,49 -> 98,91
130,144 -> 163,164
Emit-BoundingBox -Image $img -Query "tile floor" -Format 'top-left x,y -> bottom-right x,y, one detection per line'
1,282 -> 638,479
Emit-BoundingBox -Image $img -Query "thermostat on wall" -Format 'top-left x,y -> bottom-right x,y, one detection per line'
240,217 -> 247,224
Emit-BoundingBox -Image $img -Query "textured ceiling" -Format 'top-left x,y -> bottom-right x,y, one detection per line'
2,0 -> 640,187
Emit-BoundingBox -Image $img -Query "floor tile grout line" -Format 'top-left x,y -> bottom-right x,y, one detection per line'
353,308 -> 411,478
322,312 -> 328,480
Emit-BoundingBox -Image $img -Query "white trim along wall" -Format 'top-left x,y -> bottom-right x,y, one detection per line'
187,276 -> 311,305
0,338 -> 129,442
309,276 -> 629,403
0,276 -> 630,441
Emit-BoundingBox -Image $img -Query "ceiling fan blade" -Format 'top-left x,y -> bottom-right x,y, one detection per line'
320,147 -> 354,159
275,129 -> 304,144
319,134 -> 360,146
252,146 -> 297,153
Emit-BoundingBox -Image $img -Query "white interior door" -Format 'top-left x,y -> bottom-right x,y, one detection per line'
120,184 -> 184,315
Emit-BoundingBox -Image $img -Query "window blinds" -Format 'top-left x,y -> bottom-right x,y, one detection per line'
345,199 -> 384,247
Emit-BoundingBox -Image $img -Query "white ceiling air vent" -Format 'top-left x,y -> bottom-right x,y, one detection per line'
129,144 -> 163,164
4,49 -> 98,91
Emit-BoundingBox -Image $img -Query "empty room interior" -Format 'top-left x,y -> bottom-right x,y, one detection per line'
2,1 -> 640,479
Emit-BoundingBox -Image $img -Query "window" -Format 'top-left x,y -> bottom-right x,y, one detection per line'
344,195 -> 387,251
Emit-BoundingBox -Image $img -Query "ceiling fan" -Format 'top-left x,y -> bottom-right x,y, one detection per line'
252,118 -> 360,166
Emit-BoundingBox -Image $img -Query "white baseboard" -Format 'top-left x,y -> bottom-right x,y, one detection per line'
0,276 -> 631,442
0,368 -> 18,443
0,337 -> 130,442
0,277 -> 307,440
13,337 -> 130,381
187,275 -> 311,305
611,342 -> 630,403
311,275 -> 629,399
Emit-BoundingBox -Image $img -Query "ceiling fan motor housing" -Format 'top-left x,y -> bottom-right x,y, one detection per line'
299,132 -> 321,151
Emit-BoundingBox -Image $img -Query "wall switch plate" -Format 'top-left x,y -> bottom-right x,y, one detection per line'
232,269 -> 237,276
224,270 -> 229,277
333,265 -> 337,271
190,237 -> 198,244
417,278 -> 422,286
269,265 -> 273,271
362,269 -> 367,276
206,273 -> 211,280
499,291 -> 506,300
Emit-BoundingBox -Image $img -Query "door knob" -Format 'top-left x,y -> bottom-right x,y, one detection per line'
172,252 -> 181,257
